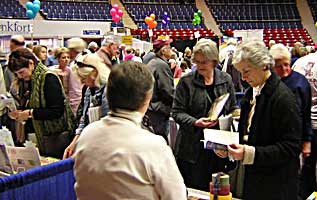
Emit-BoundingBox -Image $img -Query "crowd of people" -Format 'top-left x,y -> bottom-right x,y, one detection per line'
0,34 -> 317,200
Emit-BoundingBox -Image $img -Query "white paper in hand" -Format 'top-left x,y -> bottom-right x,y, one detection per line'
203,129 -> 239,146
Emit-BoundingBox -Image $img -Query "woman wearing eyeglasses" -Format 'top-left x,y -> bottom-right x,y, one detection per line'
63,53 -> 110,158
171,38 -> 240,191
8,47 -> 76,158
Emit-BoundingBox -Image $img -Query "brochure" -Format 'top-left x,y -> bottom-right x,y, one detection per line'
0,126 -> 15,147
6,146 -> 41,172
208,93 -> 230,121
202,129 -> 239,147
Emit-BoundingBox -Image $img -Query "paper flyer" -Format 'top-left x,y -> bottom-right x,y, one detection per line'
208,93 -> 230,121
6,146 -> 41,172
1,94 -> 17,112
203,129 -> 239,147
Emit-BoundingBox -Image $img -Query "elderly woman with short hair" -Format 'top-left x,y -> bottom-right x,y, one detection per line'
171,38 -> 239,191
228,40 -> 302,200
63,53 -> 110,158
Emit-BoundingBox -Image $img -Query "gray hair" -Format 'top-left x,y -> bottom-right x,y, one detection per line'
269,43 -> 291,61
192,38 -> 219,63
232,40 -> 274,69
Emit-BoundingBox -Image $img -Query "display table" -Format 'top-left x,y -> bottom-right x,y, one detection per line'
0,158 -> 76,200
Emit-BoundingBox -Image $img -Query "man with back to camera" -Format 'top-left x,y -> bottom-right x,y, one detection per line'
146,38 -> 174,143
73,61 -> 187,200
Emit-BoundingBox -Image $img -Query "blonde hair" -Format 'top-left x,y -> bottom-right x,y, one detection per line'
192,38 -> 219,64
72,53 -> 110,87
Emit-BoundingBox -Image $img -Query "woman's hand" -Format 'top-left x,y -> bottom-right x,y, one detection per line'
302,141 -> 311,158
9,110 -> 29,122
227,143 -> 245,161
194,117 -> 218,128
63,135 -> 80,159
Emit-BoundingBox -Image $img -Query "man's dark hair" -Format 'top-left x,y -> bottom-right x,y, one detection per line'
107,61 -> 154,111
8,48 -> 38,72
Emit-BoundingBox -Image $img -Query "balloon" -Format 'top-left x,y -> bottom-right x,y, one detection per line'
152,21 -> 157,28
316,22 -> 317,28
150,13 -> 156,20
162,19 -> 166,25
164,11 -> 168,17
117,9 -> 123,18
145,16 -> 153,25
26,2 -> 33,10
197,10 -> 202,17
110,8 -> 117,16
26,9 -> 35,19
113,14 -> 120,23
33,0 -> 41,6
166,17 -> 170,23
194,13 -> 198,18
32,4 -> 40,13
112,4 -> 119,11
196,18 -> 201,24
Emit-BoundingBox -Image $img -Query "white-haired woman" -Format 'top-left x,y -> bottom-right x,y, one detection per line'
270,43 -> 313,199
63,53 -> 110,158
228,40 -> 302,200
171,38 -> 239,191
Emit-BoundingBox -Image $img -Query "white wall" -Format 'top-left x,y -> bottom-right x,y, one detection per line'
0,19 -> 111,38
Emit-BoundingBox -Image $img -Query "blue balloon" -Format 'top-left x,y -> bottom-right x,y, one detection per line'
164,11 -> 168,16
26,2 -> 33,10
33,0 -> 41,6
26,9 -> 35,19
32,4 -> 40,13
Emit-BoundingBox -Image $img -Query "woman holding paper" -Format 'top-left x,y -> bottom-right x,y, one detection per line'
171,38 -> 239,191
7,48 -> 75,158
63,53 -> 110,158
228,40 -> 301,200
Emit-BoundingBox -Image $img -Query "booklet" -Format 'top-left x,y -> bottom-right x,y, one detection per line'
5,146 -> 41,172
202,129 -> 239,149
208,93 -> 230,121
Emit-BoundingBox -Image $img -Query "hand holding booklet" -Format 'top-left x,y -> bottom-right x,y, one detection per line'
208,93 -> 230,121
202,129 -> 239,150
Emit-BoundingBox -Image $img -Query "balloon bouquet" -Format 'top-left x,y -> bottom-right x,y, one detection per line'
145,14 -> 158,29
162,12 -> 171,28
26,0 -> 41,19
110,4 -> 123,25
192,10 -> 202,26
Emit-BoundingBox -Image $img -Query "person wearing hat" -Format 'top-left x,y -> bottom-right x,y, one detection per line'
87,41 -> 99,53
146,38 -> 174,143
63,53 -> 110,158
67,37 -> 87,62
96,37 -> 118,69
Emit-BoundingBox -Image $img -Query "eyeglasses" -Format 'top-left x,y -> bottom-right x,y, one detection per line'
192,59 -> 210,65
75,61 -> 95,69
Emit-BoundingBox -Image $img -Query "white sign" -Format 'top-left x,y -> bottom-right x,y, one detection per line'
0,19 -> 111,38
233,29 -> 263,41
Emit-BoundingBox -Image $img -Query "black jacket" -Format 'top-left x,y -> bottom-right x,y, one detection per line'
172,69 -> 239,163
148,56 -> 174,117
239,72 -> 301,200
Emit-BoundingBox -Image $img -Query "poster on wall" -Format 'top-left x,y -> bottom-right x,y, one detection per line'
0,35 -> 11,57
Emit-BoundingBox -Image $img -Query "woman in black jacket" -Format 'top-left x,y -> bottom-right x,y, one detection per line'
172,38 -> 239,191
228,40 -> 302,200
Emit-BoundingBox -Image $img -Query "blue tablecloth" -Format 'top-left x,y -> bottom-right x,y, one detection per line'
0,158 -> 76,200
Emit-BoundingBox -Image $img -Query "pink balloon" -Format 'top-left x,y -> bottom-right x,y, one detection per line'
113,14 -> 120,23
112,4 -> 119,11
110,8 -> 117,16
117,9 -> 123,18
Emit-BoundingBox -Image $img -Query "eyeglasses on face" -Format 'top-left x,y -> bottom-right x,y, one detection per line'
75,61 -> 95,69
192,59 -> 210,65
